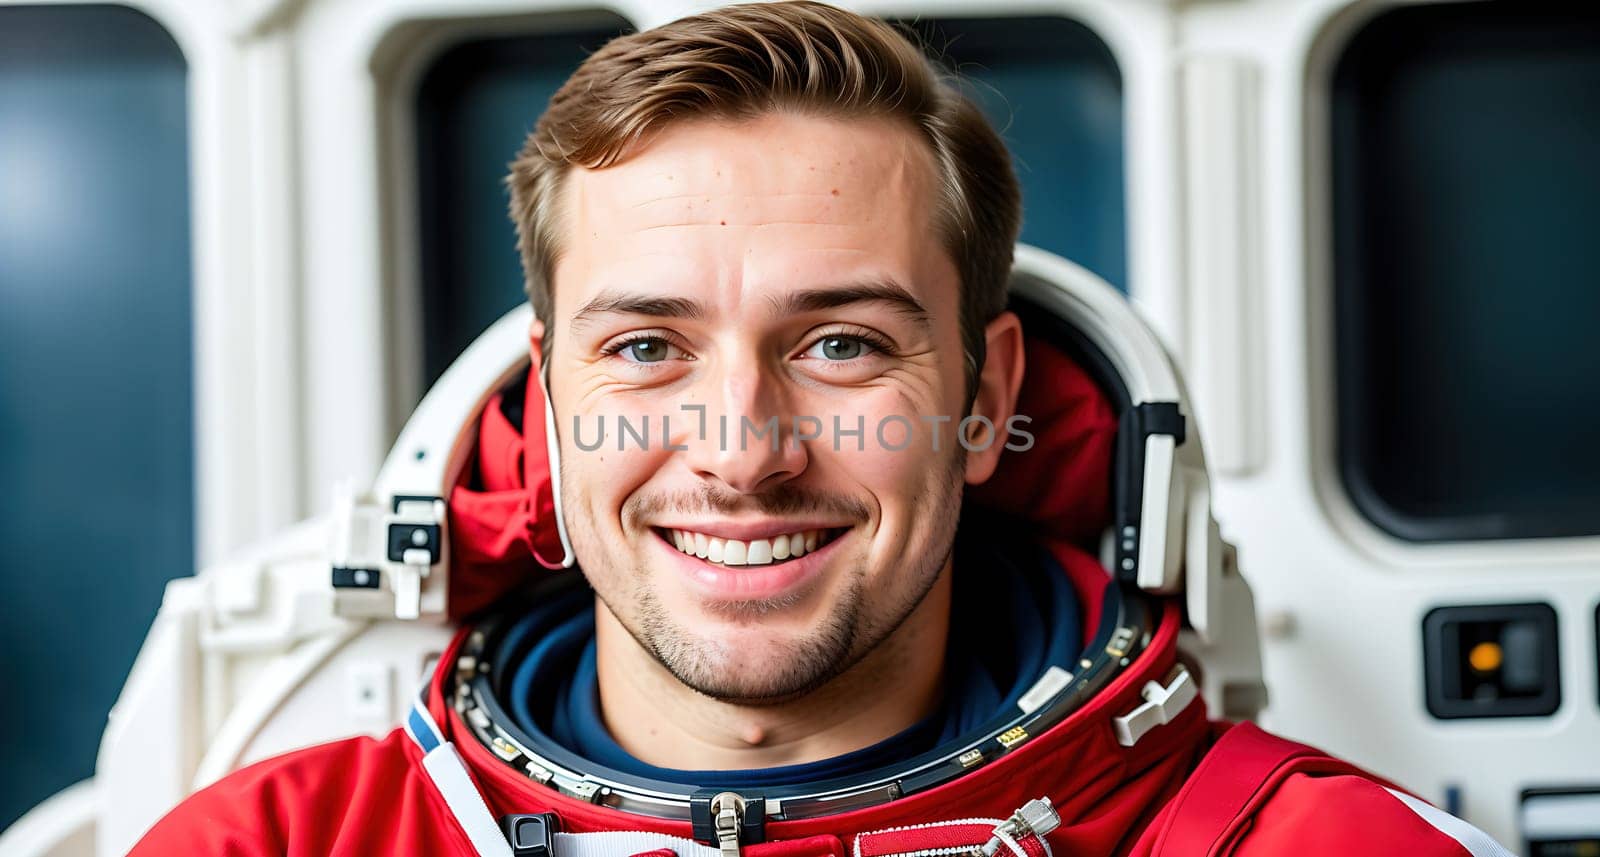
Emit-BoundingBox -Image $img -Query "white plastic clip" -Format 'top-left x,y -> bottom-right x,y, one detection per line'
1112,664 -> 1198,747
394,548 -> 431,620
387,497 -> 445,620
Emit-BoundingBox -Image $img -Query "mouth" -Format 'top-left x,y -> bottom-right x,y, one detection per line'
649,524 -> 851,603
653,526 -> 848,567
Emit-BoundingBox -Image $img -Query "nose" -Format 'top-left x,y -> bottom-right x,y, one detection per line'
678,361 -> 808,495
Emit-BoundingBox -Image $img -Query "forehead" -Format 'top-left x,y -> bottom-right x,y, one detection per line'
553,112 -> 949,312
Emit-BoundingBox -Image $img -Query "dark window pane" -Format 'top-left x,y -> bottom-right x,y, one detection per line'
1332,2 -> 1600,541
897,16 -> 1125,290
415,16 -> 633,386
0,5 -> 192,828
414,15 -> 1125,385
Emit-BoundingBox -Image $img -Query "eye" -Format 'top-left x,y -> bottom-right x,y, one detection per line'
623,338 -> 672,363
802,334 -> 880,362
603,334 -> 687,365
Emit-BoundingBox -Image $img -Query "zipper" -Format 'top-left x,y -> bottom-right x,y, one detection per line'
976,797 -> 1062,857
710,791 -> 746,857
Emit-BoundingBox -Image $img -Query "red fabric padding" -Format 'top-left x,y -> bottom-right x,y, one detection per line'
1127,722 -> 1446,857
969,336 -> 1118,548
445,366 -> 569,618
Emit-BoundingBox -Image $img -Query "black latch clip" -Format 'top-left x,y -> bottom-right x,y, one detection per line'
499,812 -> 560,857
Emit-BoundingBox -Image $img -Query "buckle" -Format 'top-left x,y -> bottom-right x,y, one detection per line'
499,813 -> 560,857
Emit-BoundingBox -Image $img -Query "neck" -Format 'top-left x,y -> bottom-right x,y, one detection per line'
594,565 -> 953,771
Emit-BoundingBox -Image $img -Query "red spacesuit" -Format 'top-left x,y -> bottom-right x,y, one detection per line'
129,318 -> 1510,857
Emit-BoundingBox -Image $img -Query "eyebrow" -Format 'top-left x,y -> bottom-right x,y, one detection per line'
570,291 -> 708,330
768,279 -> 932,328
569,278 -> 931,331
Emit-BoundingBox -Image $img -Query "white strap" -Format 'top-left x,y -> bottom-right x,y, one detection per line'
539,360 -> 577,568
416,732 -> 727,857
554,830 -> 724,857
405,683 -> 727,857
1383,788 -> 1517,857
406,695 -> 446,753
421,742 -> 516,857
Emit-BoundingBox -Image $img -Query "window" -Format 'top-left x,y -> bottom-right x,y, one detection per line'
0,5 -> 192,828
899,16 -> 1125,289
1331,2 -> 1600,542
414,16 -> 633,386
412,14 -> 1125,387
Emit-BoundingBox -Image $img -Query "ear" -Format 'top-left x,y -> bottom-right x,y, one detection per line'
528,316 -> 547,375
963,310 -> 1026,485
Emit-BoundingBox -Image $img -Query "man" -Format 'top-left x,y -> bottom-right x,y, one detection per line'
131,3 -> 1512,855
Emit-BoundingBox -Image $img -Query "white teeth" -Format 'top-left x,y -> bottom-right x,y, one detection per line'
667,528 -> 837,565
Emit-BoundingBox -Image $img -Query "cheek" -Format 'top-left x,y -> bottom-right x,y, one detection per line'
808,397 -> 962,544
815,427 -> 922,489
807,389 -> 956,476
559,401 -> 675,530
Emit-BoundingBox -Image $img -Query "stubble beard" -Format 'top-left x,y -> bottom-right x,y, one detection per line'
567,445 -> 969,705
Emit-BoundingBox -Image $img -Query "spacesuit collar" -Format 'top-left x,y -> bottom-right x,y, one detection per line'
422,585 -> 1205,855
475,520 -> 1083,789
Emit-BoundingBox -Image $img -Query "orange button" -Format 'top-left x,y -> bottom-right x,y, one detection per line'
1468,641 -> 1503,673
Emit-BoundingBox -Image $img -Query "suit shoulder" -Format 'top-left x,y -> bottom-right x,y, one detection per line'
1236,770 -> 1513,857
128,729 -> 423,856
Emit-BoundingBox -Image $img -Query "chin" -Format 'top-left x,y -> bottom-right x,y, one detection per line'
672,655 -> 839,705
646,612 -> 859,702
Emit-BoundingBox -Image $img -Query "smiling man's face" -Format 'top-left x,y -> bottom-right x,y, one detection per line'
543,111 -> 1007,702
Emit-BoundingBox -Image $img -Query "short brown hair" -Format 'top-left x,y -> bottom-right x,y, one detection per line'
507,0 -> 1021,382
